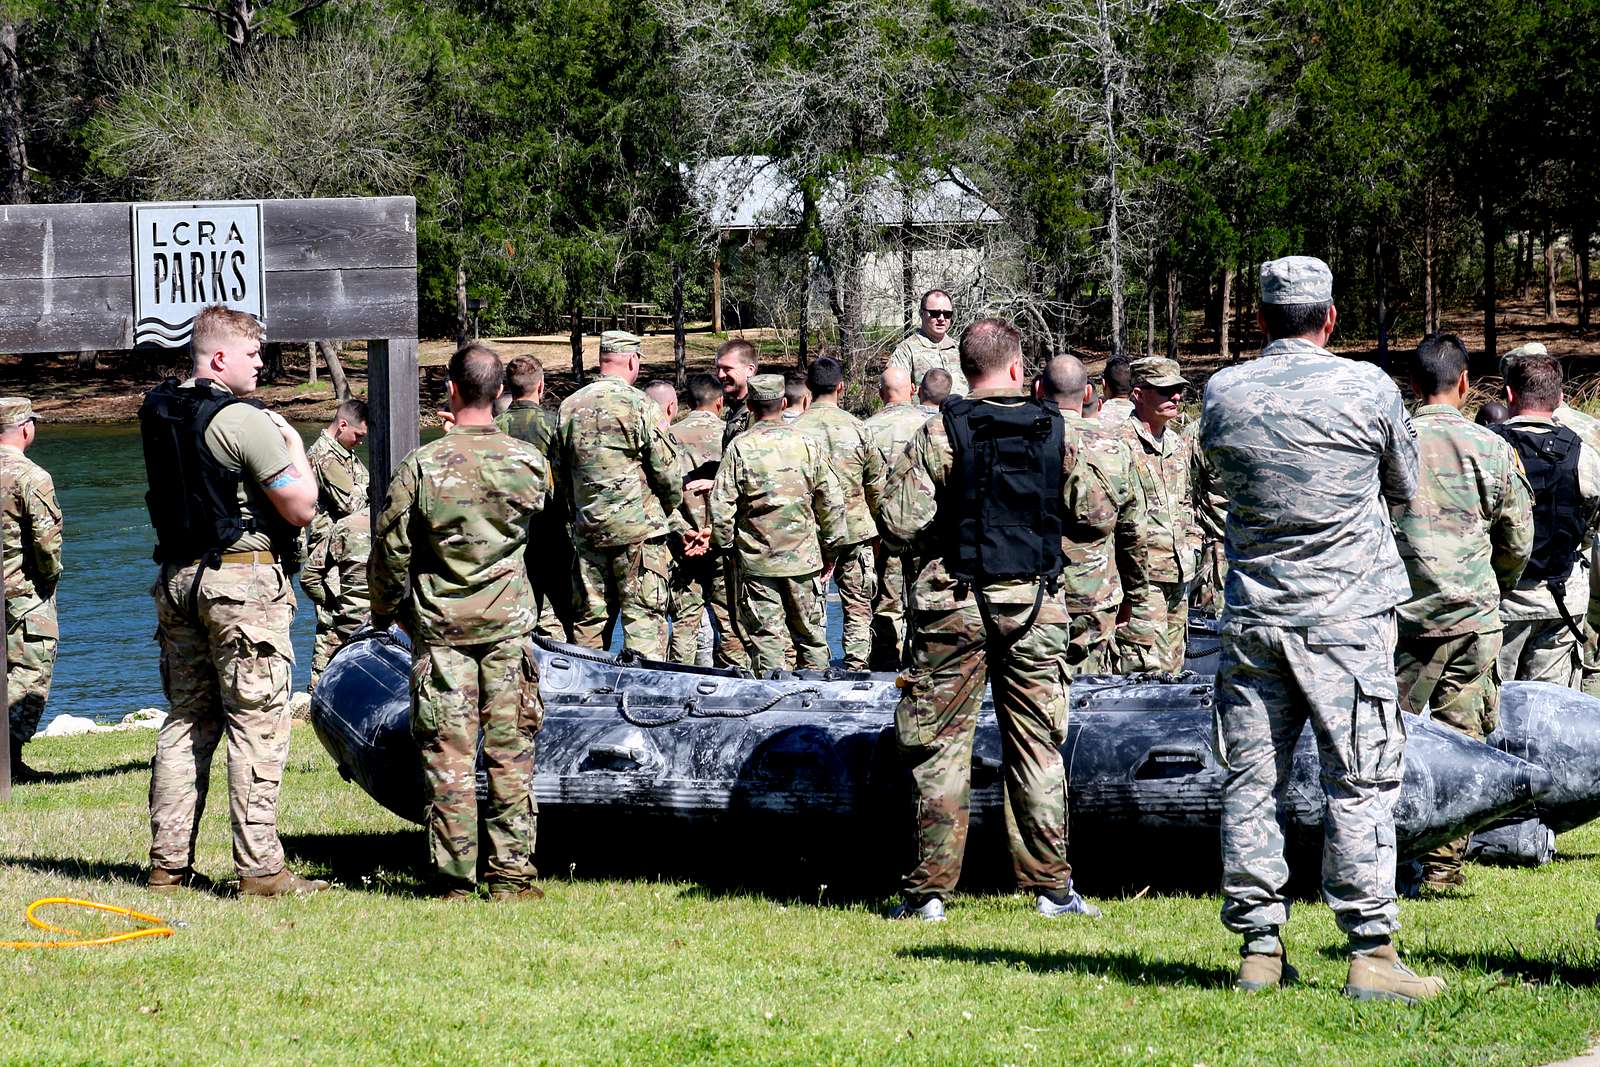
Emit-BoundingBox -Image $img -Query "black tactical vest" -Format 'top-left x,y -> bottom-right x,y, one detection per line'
1491,421 -> 1585,583
139,378 -> 300,571
938,396 -> 1066,586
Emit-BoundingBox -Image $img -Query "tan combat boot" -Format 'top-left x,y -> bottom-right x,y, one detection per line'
1344,945 -> 1445,1004
488,883 -> 545,903
147,867 -> 215,893
1237,950 -> 1298,991
239,869 -> 331,897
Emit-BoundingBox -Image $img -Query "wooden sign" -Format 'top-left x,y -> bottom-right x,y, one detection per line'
131,201 -> 265,347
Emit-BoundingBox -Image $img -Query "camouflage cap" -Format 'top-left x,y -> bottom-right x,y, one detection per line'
1499,341 -> 1549,379
749,374 -> 785,402
1131,356 -> 1188,388
0,397 -> 36,430
600,330 -> 643,355
1260,256 -> 1334,305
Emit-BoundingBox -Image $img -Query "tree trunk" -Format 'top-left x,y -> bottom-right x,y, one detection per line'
1544,218 -> 1559,321
1422,189 -> 1436,335
1482,210 -> 1499,360
1144,269 -> 1156,357
455,266 -> 469,349
306,342 -> 318,384
1578,226 -> 1592,331
1217,265 -> 1232,360
901,182 -> 915,337
75,349 -> 97,372
318,340 -> 350,400
569,307 -> 583,382
1375,229 -> 1389,369
1165,264 -> 1181,360
798,266 -> 810,369
0,20 -> 27,204
1515,230 -> 1528,298
672,258 -> 687,390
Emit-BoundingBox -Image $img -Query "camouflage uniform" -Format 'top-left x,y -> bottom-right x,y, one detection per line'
888,331 -> 969,397
300,511 -> 372,682
0,438 -> 61,751
710,403 -> 847,675
864,401 -> 934,669
370,425 -> 547,892
1098,397 -> 1134,426
1494,414 -> 1600,688
1391,403 -> 1532,883
1550,404 -> 1600,696
667,408 -> 748,669
881,387 -> 1085,898
797,401 -> 886,669
554,377 -> 685,658
497,399 -> 572,641
1059,412 -> 1158,675
1189,439 -> 1229,616
1120,417 -> 1198,672
304,430 -> 369,682
1200,334 -> 1418,955
723,393 -> 751,449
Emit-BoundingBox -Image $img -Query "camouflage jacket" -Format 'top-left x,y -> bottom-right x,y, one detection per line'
554,375 -> 684,549
671,408 -> 725,531
1494,414 -> 1600,624
0,444 -> 61,635
710,420 -> 847,578
880,387 -> 1082,616
723,393 -> 751,448
797,402 -> 885,545
370,425 -> 547,645
1199,336 -> 1418,625
864,401 -> 932,482
1121,418 -> 1199,584
306,430 -> 370,549
888,331 -> 968,396
1391,404 -> 1532,638
301,511 -> 372,634
497,399 -> 557,454
1098,397 -> 1134,427
1061,414 -> 1158,632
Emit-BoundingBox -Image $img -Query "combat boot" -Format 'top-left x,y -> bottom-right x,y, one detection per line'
147,867 -> 216,893
488,883 -> 545,903
1037,885 -> 1102,919
239,869 -> 331,897
888,895 -> 946,922
1237,950 -> 1298,991
1344,945 -> 1445,1004
9,745 -> 43,783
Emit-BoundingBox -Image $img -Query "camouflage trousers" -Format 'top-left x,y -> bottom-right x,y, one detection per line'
6,614 -> 58,749
1151,580 -> 1190,674
310,621 -> 340,689
571,537 -> 671,659
896,602 -> 1073,897
869,553 -> 911,671
1498,617 -> 1581,689
411,636 -> 540,890
149,561 -> 296,878
668,559 -> 749,669
1216,612 -> 1403,952
1066,606 -> 1116,676
741,572 -> 829,676
1396,629 -> 1501,883
1190,540 -> 1227,615
830,541 -> 877,671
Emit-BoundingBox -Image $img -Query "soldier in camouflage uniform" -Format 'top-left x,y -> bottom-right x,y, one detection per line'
0,398 -> 61,781
1034,360 -> 1160,675
798,357 -> 885,670
1098,356 -> 1134,427
710,375 -> 846,674
1200,256 -> 1441,1002
881,319 -> 1100,923
370,343 -> 547,901
917,368 -> 953,411
300,511 -> 372,688
716,338 -> 759,447
1392,334 -> 1532,891
496,356 -> 571,641
553,331 -> 686,659
781,375 -> 810,424
888,289 -> 969,397
865,367 -> 931,670
303,399 -> 369,686
1119,357 -> 1198,673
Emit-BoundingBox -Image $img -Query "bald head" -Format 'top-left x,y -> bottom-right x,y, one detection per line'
879,365 -> 912,405
1037,355 -> 1089,414
643,380 -> 679,426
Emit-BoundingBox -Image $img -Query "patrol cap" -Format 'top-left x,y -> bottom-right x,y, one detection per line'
1259,256 -> 1334,305
1131,356 -> 1188,389
0,397 -> 37,430
1500,341 -> 1548,379
600,330 -> 643,355
749,374 -> 785,402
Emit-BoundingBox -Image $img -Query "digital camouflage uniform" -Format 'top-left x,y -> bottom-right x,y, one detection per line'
370,425 -> 547,892
1120,414 -> 1198,673
1200,334 -> 1418,956
304,430 -> 369,683
888,330 -> 969,397
710,400 -> 847,675
300,511 -> 372,684
667,408 -> 748,669
149,388 -> 300,879
1098,397 -> 1134,427
0,432 -> 61,753
497,399 -> 571,641
723,393 -> 751,449
1494,415 -> 1600,688
881,387 -> 1085,899
1189,437 -> 1230,616
864,400 -> 934,669
1060,412 -> 1158,675
798,401 -> 886,670
554,377 -> 685,658
1391,403 -> 1532,884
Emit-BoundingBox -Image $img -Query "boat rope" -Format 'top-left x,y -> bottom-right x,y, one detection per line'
0,898 -> 174,950
618,687 -> 823,729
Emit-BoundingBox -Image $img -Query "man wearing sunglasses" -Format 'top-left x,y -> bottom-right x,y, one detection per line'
0,397 -> 60,783
888,289 -> 969,398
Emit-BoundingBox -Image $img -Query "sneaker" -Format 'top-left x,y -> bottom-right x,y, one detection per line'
888,895 -> 946,922
238,869 -> 331,897
1037,887 -> 1101,919
1344,945 -> 1445,1004
147,867 -> 215,893
1237,950 -> 1299,991
487,883 -> 545,903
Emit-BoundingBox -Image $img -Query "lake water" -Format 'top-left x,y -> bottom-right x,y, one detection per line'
28,422 -> 843,728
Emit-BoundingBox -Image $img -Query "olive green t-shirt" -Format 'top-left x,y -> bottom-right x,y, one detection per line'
184,378 -> 294,552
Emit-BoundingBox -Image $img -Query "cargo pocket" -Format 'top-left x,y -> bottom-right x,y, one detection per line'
1354,673 -> 1406,784
410,646 -> 438,738
894,676 -> 937,750
519,644 -> 544,736
227,622 -> 293,714
245,762 -> 283,825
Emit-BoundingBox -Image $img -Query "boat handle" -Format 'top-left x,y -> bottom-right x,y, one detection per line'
589,743 -> 647,764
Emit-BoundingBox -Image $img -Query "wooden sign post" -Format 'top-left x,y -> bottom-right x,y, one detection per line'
0,196 -> 421,795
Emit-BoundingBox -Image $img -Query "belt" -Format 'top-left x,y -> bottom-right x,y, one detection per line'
216,550 -> 278,566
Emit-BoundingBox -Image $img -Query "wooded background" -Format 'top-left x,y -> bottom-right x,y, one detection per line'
2,0 -> 1595,380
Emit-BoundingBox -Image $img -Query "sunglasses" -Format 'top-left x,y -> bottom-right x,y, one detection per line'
922,308 -> 953,319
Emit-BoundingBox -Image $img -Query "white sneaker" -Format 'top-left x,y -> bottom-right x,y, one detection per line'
1037,887 -> 1101,919
889,896 -> 947,922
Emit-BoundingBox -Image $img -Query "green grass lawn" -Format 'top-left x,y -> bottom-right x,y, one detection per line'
2,729 -> 1598,1066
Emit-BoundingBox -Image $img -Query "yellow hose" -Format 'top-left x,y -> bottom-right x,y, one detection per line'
0,898 -> 174,949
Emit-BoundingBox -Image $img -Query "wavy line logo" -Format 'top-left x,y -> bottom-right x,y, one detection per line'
131,201 -> 265,349
134,316 -> 193,347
